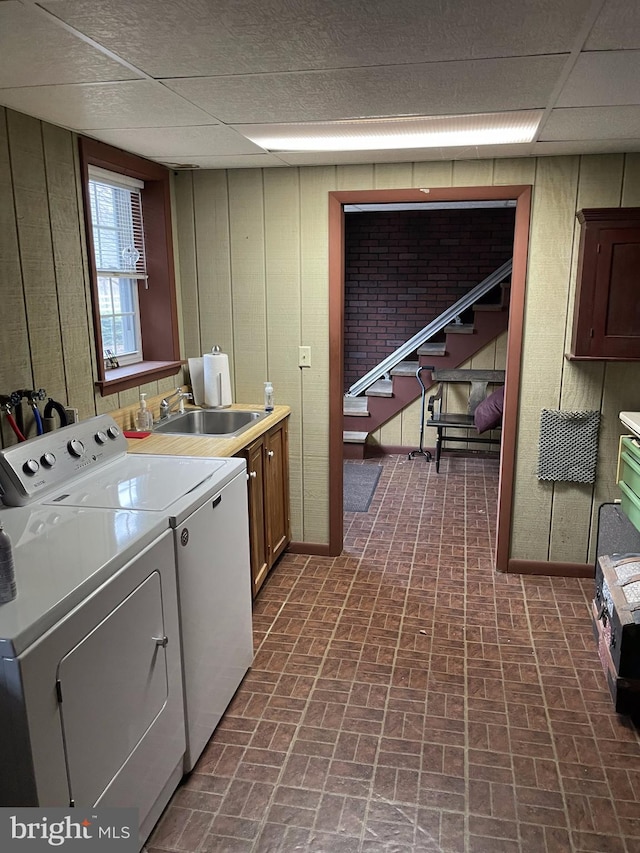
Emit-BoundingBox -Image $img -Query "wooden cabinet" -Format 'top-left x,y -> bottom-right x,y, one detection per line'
244,438 -> 268,592
238,417 -> 290,598
569,208 -> 640,360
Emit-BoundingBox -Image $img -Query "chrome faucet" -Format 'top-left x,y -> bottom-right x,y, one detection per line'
159,388 -> 193,419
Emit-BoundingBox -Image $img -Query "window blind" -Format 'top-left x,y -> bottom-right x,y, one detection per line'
88,167 -> 148,280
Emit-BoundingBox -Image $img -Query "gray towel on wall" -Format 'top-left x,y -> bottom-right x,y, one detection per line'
537,409 -> 601,483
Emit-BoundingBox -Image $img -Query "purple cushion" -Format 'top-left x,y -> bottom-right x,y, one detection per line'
474,386 -> 504,434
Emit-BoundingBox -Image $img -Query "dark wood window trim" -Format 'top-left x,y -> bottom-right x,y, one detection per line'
78,137 -> 182,395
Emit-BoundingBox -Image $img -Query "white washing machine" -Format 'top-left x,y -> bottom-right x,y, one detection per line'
0,501 -> 184,847
0,414 -> 254,841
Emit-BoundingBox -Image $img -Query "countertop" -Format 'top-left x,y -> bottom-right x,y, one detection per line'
620,412 -> 640,440
126,404 -> 290,458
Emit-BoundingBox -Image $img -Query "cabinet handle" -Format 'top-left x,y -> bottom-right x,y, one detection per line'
267,450 -> 274,458
249,470 -> 257,478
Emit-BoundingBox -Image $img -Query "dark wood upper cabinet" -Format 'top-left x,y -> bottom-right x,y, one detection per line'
568,208 -> 640,361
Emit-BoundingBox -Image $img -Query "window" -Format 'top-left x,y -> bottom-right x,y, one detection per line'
79,138 -> 181,395
88,167 -> 146,366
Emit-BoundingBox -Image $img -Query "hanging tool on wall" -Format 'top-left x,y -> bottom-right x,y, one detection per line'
1,396 -> 26,442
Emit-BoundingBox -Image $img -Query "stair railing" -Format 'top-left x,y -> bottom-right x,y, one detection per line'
346,258 -> 512,398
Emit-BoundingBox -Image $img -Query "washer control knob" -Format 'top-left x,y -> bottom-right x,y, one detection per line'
95,431 -> 108,445
67,438 -> 85,458
106,425 -> 120,439
40,452 -> 56,468
23,459 -> 40,475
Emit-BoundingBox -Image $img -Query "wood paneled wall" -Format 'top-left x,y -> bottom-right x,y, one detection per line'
2,100 -> 640,564
0,108 -> 181,447
514,154 -> 640,565
176,154 -> 640,563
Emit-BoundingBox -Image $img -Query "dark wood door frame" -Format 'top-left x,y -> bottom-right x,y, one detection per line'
328,185 -> 532,571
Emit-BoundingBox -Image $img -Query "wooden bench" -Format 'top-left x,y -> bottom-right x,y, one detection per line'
427,369 -> 505,472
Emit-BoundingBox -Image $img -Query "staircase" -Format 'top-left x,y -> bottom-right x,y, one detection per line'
343,274 -> 511,458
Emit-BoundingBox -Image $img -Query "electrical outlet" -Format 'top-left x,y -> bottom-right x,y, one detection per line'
65,407 -> 79,424
298,346 -> 311,368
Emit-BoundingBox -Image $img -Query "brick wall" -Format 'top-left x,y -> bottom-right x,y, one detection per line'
344,208 -> 516,391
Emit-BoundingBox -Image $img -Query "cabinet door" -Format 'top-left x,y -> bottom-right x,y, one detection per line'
571,209 -> 640,359
176,472 -> 253,769
57,571 -> 168,807
265,421 -> 290,566
591,227 -> 640,358
244,439 -> 269,596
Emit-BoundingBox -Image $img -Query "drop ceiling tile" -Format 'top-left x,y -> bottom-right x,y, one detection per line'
163,154 -> 287,169
532,138 -> 640,155
84,125 -> 265,157
557,51 -> 640,107
0,1 -> 139,87
540,106 -> 640,141
40,0 -> 587,77
586,0 -> 640,49
0,81 -> 218,130
165,55 -> 567,125
447,143 -> 537,161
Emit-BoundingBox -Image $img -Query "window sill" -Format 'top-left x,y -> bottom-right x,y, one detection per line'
95,360 -> 182,396
565,352 -> 640,362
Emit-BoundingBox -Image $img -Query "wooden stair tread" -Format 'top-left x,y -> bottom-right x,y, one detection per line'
444,323 -> 474,334
472,303 -> 503,311
343,396 -> 370,416
432,368 -> 505,382
366,379 -> 393,397
417,342 -> 447,356
343,430 -> 369,443
390,360 -> 419,376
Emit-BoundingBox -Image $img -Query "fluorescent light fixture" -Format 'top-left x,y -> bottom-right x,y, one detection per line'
239,111 -> 542,153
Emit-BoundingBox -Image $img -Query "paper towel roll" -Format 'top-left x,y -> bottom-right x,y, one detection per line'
203,348 -> 232,408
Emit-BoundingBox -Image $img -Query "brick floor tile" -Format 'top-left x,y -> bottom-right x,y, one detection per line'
146,456 -> 640,853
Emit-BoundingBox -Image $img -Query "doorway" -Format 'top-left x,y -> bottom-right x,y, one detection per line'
328,185 -> 532,571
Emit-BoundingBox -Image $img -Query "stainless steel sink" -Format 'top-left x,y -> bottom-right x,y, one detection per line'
153,408 -> 268,438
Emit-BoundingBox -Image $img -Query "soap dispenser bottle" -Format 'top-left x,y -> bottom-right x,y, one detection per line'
135,393 -> 153,431
264,382 -> 274,412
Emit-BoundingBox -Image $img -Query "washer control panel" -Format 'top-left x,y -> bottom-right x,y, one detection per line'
0,415 -> 128,506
